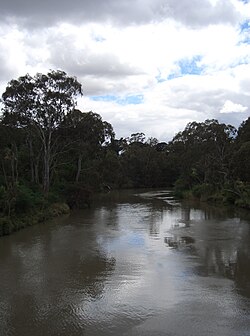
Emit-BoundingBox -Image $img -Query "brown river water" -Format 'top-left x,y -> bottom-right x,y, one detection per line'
0,190 -> 250,336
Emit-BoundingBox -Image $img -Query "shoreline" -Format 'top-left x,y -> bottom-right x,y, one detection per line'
0,202 -> 70,237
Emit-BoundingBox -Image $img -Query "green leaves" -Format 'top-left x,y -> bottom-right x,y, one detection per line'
1,70 -> 83,193
2,70 -> 82,130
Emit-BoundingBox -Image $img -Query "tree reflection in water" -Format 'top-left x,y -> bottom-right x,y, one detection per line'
162,201 -> 250,297
0,190 -> 249,336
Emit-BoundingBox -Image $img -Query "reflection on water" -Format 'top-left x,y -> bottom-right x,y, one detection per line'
0,190 -> 250,336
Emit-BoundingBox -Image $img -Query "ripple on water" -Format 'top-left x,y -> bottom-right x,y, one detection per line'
0,189 -> 249,336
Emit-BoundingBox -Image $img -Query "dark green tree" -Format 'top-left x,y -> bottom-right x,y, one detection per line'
59,110 -> 114,184
1,70 -> 82,193
233,117 -> 250,183
169,119 -> 236,192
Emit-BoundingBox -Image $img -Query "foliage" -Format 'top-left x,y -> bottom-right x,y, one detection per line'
1,70 -> 82,193
14,184 -> 44,213
0,70 -> 249,236
192,183 -> 215,201
232,117 -> 250,183
47,203 -> 70,217
62,183 -> 93,209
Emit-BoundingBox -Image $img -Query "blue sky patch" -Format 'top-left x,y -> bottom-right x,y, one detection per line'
90,94 -> 144,105
239,20 -> 250,45
91,95 -> 117,102
240,20 -> 250,33
168,56 -> 204,80
178,56 -> 203,75
117,95 -> 144,105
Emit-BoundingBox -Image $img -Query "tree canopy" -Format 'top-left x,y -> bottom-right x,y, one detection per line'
0,70 -> 249,225
1,70 -> 82,193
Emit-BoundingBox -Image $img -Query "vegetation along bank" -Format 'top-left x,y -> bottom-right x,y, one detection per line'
0,70 -> 249,236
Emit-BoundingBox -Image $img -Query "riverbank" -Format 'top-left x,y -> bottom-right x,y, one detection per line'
0,182 -> 95,237
174,182 -> 250,210
1,182 -> 249,238
0,202 -> 70,237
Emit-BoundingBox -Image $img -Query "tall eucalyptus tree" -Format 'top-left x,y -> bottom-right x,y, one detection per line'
1,70 -> 82,193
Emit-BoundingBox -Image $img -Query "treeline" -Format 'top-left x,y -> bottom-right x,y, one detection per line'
0,70 -> 249,234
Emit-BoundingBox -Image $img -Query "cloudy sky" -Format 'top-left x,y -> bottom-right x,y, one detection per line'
0,0 -> 249,140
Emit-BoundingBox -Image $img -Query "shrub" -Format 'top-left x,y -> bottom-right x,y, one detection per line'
63,183 -> 93,209
48,203 -> 70,217
0,186 -> 6,212
192,183 -> 214,200
0,217 -> 14,236
174,177 -> 190,198
14,185 -> 44,213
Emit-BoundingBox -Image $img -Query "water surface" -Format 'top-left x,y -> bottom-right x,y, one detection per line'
0,190 -> 249,335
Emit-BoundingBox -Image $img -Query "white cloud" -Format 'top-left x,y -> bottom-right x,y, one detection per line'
220,100 -> 248,113
0,0 -> 249,140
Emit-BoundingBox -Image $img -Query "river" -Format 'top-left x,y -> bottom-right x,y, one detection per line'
0,190 -> 249,336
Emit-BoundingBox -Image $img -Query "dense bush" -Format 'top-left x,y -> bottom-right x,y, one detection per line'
15,184 -> 45,213
192,184 -> 215,201
0,71 -> 250,238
